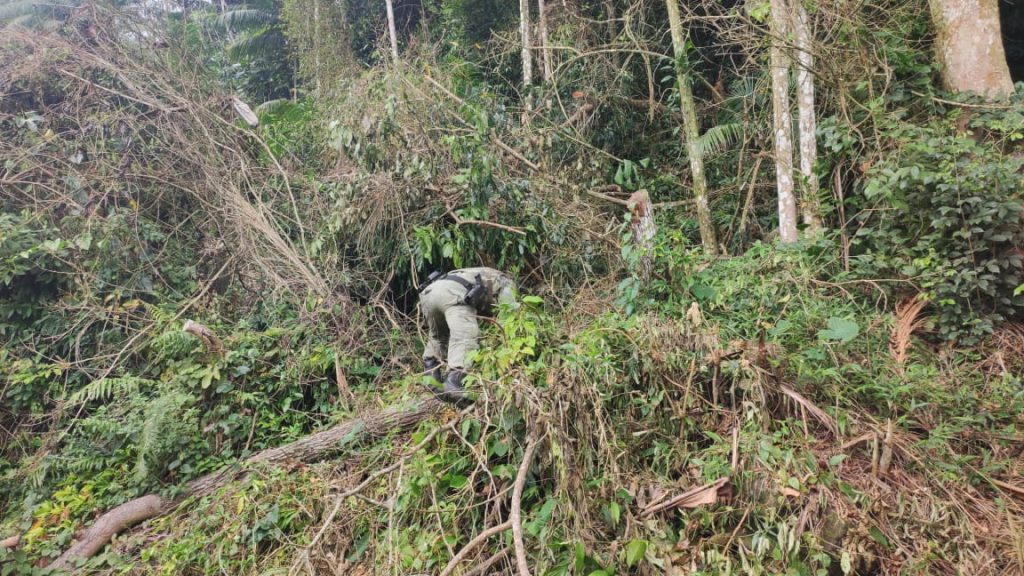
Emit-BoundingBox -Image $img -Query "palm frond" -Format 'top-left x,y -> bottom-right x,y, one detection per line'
216,7 -> 274,30
254,98 -> 289,115
226,27 -> 285,60
696,122 -> 744,156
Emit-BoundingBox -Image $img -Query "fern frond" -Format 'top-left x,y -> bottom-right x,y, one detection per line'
68,376 -> 154,404
135,391 -> 195,483
696,122 -> 743,156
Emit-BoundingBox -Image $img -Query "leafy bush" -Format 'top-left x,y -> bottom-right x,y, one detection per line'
0,212 -> 66,337
851,115 -> 1024,342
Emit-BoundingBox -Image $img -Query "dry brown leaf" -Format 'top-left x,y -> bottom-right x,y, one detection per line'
642,477 -> 730,516
890,296 -> 928,370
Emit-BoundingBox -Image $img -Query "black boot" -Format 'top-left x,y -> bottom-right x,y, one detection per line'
423,358 -> 443,388
441,369 -> 471,405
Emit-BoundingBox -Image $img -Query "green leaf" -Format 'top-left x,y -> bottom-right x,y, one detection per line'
828,454 -> 848,467
625,539 -> 647,567
840,551 -> 852,574
817,318 -> 860,343
574,542 -> 586,571
868,526 -> 890,550
606,501 -> 620,526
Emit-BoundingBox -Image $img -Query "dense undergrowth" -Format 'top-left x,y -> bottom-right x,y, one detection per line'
2,0 -> 1024,574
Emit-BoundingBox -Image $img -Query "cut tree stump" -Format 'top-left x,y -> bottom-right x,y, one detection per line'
49,396 -> 444,572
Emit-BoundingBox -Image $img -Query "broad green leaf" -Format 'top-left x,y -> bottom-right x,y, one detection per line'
818,318 -> 860,343
625,539 -> 647,567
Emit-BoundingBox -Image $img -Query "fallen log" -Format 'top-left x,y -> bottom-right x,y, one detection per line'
49,396 -> 444,572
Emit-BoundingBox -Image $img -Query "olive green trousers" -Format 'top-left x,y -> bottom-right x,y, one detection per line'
420,279 -> 480,369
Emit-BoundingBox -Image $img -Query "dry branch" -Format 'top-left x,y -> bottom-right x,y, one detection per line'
50,397 -> 444,572
183,319 -> 224,355
511,436 -> 539,576
438,521 -> 513,576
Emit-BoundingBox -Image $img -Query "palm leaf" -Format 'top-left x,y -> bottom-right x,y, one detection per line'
226,27 -> 285,59
216,7 -> 274,30
696,122 -> 744,156
254,98 -> 289,115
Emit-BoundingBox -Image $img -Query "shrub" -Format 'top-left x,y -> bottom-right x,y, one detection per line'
852,116 -> 1024,342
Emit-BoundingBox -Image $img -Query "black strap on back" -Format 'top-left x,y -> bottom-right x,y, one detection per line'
442,274 -> 474,291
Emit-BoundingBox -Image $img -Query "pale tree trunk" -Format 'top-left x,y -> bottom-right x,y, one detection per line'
628,189 -> 656,280
769,0 -> 798,243
385,0 -> 399,63
520,0 -> 532,87
928,0 -> 1013,98
665,0 -> 719,254
312,0 -> 322,91
791,1 -> 821,231
604,1 -> 620,71
538,0 -> 552,82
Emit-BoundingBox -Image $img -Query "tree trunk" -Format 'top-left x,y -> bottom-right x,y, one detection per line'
538,0 -> 552,83
312,0 -> 322,91
385,0 -> 399,63
628,189 -> 656,280
49,397 -> 444,571
928,0 -> 1013,98
665,0 -> 719,254
520,0 -> 532,88
769,0 -> 798,244
791,1 -> 821,231
604,1 -> 620,72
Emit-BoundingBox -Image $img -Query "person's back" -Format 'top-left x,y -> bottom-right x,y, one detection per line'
443,267 -> 517,312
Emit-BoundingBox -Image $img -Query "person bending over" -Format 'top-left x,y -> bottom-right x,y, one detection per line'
418,267 -> 517,403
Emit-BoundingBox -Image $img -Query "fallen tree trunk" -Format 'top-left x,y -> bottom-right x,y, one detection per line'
50,396 -> 444,572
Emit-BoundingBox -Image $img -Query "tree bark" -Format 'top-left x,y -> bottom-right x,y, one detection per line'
769,0 -> 798,243
49,397 -> 444,572
385,0 -> 399,63
538,0 -> 552,83
928,0 -> 1013,99
665,0 -> 719,254
628,189 -> 656,280
791,2 -> 822,231
520,0 -> 532,88
312,0 -> 322,91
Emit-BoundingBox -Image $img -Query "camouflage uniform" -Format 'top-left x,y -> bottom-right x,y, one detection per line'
420,267 -> 517,370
